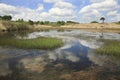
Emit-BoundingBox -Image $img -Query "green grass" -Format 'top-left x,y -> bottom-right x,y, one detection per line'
0,37 -> 63,49
96,40 -> 120,57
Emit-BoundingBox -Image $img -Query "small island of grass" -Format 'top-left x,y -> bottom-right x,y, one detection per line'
0,37 -> 63,49
96,40 -> 120,57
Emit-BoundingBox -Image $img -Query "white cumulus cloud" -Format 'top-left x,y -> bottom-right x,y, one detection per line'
54,1 -> 75,9
0,3 -> 45,21
47,1 -> 76,21
44,0 -> 63,3
79,0 -> 120,22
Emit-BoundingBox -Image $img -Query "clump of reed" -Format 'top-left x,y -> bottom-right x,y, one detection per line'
0,37 -> 63,49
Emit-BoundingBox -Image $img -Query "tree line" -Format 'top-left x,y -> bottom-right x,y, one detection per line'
0,15 -> 79,25
1,15 -> 120,25
0,15 -> 12,21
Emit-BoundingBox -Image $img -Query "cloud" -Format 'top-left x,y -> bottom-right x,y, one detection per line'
36,4 -> 44,11
49,7 -> 74,16
107,11 -> 120,21
47,1 -> 76,21
80,0 -> 119,13
0,0 -> 120,22
43,0 -> 63,3
107,11 -> 118,17
90,0 -> 105,3
0,3 -> 18,15
0,1 -> 76,21
0,3 -> 45,21
79,0 -> 120,22
54,1 -> 75,9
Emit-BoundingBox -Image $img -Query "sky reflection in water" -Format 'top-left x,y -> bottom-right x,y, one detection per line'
0,30 -> 120,80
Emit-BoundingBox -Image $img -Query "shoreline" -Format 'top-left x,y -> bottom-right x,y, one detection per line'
0,22 -> 120,33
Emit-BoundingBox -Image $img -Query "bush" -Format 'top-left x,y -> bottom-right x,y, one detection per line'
116,21 -> 120,24
28,20 -> 34,25
91,21 -> 98,23
57,21 -> 65,25
1,15 -> 12,21
66,21 -> 79,24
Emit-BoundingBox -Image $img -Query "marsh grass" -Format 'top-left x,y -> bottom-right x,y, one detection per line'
96,40 -> 120,57
0,20 -> 31,31
57,29 -> 65,32
0,37 -> 63,49
38,29 -> 50,32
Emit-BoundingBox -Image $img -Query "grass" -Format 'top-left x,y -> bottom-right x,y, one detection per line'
0,20 -> 32,31
38,29 -> 50,32
96,40 -> 120,57
0,37 -> 63,49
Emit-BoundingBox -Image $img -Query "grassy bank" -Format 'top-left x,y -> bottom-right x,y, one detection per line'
0,20 -> 32,31
0,37 -> 63,49
96,40 -> 120,57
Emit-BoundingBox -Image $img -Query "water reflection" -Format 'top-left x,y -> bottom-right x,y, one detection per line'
0,30 -> 120,80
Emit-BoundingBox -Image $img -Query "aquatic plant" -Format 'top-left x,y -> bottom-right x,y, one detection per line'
96,40 -> 120,57
0,37 -> 63,49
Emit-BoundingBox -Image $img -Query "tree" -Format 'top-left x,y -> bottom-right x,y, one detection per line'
57,21 -> 65,25
16,19 -> 24,22
35,21 -> 40,24
40,21 -> 44,25
0,16 -> 2,20
2,15 -> 12,20
100,17 -> 105,23
44,21 -> 50,25
28,20 -> 34,25
66,21 -> 79,24
118,21 -> 120,24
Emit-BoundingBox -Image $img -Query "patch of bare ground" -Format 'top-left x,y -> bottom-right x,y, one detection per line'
33,23 -> 120,33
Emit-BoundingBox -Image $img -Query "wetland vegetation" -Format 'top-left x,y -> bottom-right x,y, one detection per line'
96,40 -> 120,57
0,15 -> 120,80
0,37 -> 63,49
0,30 -> 120,80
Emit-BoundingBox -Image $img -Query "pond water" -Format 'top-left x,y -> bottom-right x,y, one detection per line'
0,30 -> 120,80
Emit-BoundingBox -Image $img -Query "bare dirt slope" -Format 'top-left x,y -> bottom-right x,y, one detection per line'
61,23 -> 120,29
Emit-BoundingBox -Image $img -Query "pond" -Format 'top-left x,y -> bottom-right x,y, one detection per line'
0,30 -> 120,80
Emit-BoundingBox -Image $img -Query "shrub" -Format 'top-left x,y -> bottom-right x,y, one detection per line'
91,21 -> 98,23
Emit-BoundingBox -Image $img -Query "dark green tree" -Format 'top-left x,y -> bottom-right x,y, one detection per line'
2,15 -> 12,20
44,21 -> 50,25
17,19 -> 24,22
28,20 -> 34,25
35,21 -> 40,24
40,21 -> 44,25
100,17 -> 105,23
0,16 -> 2,20
66,21 -> 78,24
57,21 -> 65,25
91,21 -> 98,23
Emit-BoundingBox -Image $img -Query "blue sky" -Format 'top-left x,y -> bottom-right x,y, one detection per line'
0,0 -> 120,23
